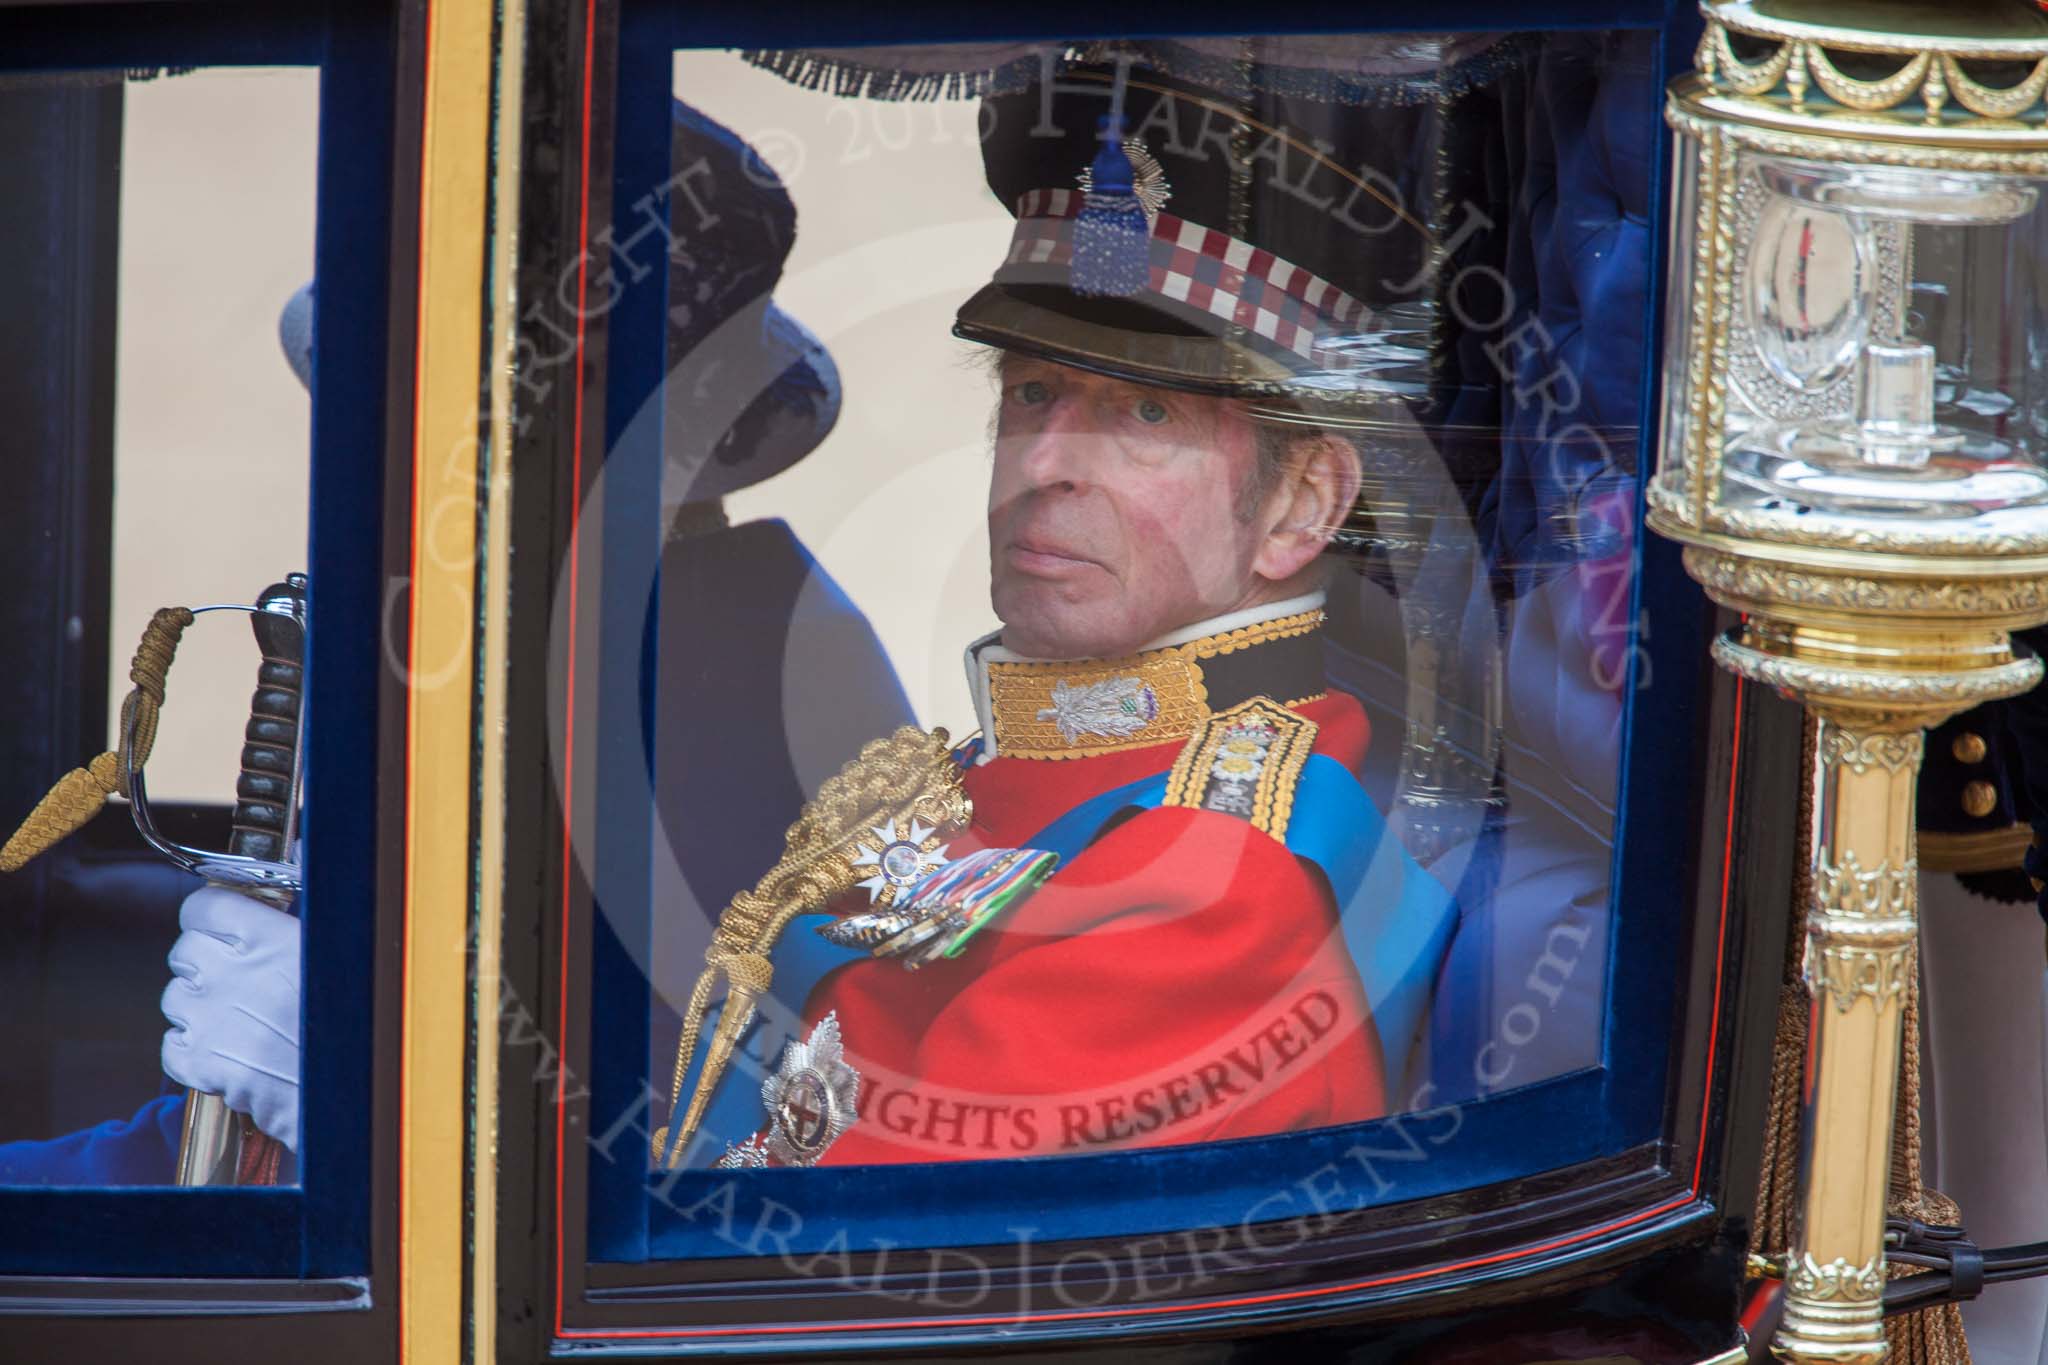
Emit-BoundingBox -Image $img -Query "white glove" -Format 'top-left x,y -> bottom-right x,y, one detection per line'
160,885 -> 301,1153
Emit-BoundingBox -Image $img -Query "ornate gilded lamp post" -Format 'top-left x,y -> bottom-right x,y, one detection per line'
1653,3 -> 2048,1359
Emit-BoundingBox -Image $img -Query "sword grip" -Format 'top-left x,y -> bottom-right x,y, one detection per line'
229,581 -> 305,864
177,576 -> 306,1188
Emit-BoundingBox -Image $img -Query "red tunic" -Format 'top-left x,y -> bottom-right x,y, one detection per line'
801,690 -> 1385,1165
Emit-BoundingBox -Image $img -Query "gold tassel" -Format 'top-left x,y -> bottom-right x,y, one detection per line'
0,752 -> 123,872
0,606 -> 193,873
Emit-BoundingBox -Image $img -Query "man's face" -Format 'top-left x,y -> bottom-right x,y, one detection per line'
987,354 -> 1275,660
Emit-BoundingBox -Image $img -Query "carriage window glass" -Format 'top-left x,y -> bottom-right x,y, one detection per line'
575,32 -> 1653,1263
0,66 -> 314,1189
110,67 -> 315,800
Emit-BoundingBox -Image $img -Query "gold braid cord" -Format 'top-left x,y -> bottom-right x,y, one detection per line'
0,607 -> 193,873
653,725 -> 973,1166
1753,714 -> 1970,1363
1754,977 -> 1811,1251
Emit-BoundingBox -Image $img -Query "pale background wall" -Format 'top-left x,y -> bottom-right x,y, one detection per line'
113,55 -> 1007,794
677,51 -> 1010,740
110,67 -> 317,801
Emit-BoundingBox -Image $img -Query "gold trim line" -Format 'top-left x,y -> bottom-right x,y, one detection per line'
468,0 -> 526,1357
1918,823 -> 2034,874
1689,1341 -> 1750,1365
401,0 -> 493,1359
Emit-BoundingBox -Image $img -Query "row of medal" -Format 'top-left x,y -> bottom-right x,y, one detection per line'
821,840 -> 1060,968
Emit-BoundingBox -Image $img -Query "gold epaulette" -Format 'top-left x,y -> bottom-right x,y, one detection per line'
1159,697 -> 1318,842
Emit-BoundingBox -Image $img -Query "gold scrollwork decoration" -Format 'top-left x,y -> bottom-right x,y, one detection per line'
1943,52 -> 2048,120
1804,847 -> 1917,1015
1713,635 -> 2042,712
1682,548 -> 2048,620
1808,937 -> 1914,1014
1803,44 -> 1931,112
1706,21 -> 1793,96
1786,1252 -> 1888,1303
1812,847 -> 1916,916
1924,56 -> 1950,125
1691,10 -> 2048,124
1669,101 -> 2048,180
1709,497 -> 2048,559
1815,726 -> 1922,777
1646,480 -> 1696,529
1783,40 -> 1810,111
1700,128 -> 1739,517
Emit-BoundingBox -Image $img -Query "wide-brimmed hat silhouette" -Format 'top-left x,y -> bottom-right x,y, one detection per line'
656,98 -> 840,505
277,99 -> 840,504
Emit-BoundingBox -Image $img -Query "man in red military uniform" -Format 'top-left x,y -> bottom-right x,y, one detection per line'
796,353 -> 1381,1164
661,60 -> 1458,1171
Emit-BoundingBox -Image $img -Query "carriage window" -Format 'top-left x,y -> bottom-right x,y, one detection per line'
0,65 -> 315,1191
570,31 -> 1659,1272
109,66 -> 316,801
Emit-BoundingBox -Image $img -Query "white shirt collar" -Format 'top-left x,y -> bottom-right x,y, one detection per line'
963,589 -> 1328,763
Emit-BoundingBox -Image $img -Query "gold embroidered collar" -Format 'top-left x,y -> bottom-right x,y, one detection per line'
971,604 -> 1328,760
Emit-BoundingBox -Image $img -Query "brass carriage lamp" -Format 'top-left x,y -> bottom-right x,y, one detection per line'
1652,2 -> 2048,1359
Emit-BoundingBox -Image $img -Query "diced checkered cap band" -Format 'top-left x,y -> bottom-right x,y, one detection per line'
998,188 -> 1372,368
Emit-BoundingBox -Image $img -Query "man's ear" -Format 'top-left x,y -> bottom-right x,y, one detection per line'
1251,433 -> 1362,586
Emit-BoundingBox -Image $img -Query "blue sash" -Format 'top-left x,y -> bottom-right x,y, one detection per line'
667,755 -> 1456,1166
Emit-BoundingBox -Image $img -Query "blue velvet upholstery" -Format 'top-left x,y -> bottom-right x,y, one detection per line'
0,1092 -> 183,1186
636,1070 -> 1617,1261
1427,33 -> 1656,1103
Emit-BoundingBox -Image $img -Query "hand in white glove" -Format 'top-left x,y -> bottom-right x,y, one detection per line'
160,885 -> 301,1153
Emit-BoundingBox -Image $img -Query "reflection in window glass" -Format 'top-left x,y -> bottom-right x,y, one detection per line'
0,67 -> 313,1188
595,33 -> 1648,1206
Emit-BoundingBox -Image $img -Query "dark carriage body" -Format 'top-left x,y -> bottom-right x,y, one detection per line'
0,2 -> 1834,1363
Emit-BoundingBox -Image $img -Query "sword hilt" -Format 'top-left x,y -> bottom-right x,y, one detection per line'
177,575 -> 306,1188
229,577 -> 306,864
